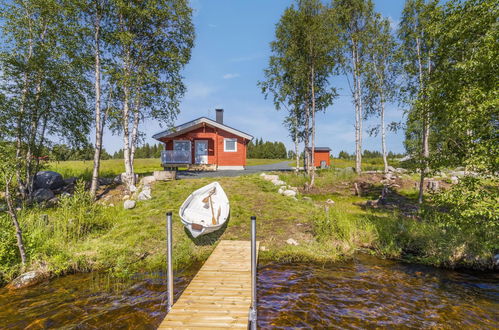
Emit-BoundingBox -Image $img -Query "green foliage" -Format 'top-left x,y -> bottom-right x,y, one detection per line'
425,0 -> 499,173
422,177 -> 499,252
247,139 -> 287,159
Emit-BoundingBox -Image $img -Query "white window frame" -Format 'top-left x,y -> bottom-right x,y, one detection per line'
224,138 -> 238,152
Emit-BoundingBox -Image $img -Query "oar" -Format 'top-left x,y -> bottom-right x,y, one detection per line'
209,196 -> 217,225
202,187 -> 217,225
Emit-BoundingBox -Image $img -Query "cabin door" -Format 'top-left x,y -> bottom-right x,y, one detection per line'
195,140 -> 208,164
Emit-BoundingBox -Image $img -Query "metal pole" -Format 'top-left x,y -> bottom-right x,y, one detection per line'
249,215 -> 257,329
166,211 -> 173,313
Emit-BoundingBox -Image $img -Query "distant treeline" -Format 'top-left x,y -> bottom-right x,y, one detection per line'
45,143 -> 164,161
247,138 -> 287,159
112,143 -> 163,159
337,150 -> 405,160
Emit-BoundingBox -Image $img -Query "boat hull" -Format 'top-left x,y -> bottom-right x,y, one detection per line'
179,182 -> 230,238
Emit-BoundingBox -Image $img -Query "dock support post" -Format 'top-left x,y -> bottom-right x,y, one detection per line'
166,211 -> 173,313
249,215 -> 257,330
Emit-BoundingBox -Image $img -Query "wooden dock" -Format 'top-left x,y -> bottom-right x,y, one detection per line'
158,240 -> 259,329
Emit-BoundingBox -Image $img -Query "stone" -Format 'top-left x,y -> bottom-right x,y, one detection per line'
282,190 -> 297,197
387,166 -> 396,172
124,200 -> 136,209
278,187 -> 285,195
138,190 -> 152,201
129,185 -> 138,193
342,167 -> 355,174
63,177 -> 78,186
262,174 -> 279,182
450,176 -> 459,184
271,179 -> 286,186
122,194 -> 130,200
7,271 -> 46,290
98,177 -> 113,185
153,170 -> 176,181
140,176 -> 156,186
32,188 -> 55,203
395,168 -> 407,174
286,238 -> 299,246
325,199 -> 335,205
427,180 -> 440,191
260,246 -> 267,252
116,172 -> 139,185
383,173 -> 393,180
493,254 -> 499,267
34,171 -> 65,190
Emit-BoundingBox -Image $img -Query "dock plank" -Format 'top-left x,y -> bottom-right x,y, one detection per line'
158,240 -> 258,329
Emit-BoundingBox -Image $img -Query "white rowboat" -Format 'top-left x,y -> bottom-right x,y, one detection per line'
179,182 -> 230,238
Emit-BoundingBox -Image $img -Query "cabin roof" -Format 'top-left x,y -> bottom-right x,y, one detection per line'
152,117 -> 253,141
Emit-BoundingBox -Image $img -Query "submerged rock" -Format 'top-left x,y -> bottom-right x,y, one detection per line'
34,171 -> 64,190
123,200 -> 136,209
7,271 -> 47,290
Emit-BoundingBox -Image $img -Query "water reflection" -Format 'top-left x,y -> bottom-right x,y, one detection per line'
0,255 -> 497,329
257,255 -> 499,329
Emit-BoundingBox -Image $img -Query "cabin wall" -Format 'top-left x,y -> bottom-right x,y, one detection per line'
159,126 -> 247,167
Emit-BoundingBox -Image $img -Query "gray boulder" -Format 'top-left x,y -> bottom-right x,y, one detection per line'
7,271 -> 46,290
124,200 -> 136,209
140,175 -> 156,186
282,189 -> 297,197
63,177 -> 78,186
34,171 -> 64,190
387,165 -> 396,172
33,188 -> 54,203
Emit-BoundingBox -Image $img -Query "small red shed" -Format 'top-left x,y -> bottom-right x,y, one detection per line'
152,109 -> 253,170
305,147 -> 331,168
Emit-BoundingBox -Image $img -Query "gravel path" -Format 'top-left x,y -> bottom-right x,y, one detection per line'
177,161 -> 293,179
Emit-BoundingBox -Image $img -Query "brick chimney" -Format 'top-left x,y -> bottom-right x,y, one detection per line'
215,109 -> 224,124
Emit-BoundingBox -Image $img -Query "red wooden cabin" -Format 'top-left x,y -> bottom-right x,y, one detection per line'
152,109 -> 253,170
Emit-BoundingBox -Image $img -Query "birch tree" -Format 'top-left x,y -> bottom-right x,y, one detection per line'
261,0 -> 337,188
398,0 -> 440,203
0,0 -> 91,200
110,0 -> 194,190
363,14 -> 398,173
332,0 -> 374,174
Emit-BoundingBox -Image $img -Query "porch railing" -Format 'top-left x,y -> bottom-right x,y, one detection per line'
161,150 -> 191,164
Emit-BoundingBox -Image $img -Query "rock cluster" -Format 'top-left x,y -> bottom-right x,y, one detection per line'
260,173 -> 299,198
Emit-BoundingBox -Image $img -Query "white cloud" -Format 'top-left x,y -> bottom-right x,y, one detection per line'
222,73 -> 240,79
185,81 -> 217,99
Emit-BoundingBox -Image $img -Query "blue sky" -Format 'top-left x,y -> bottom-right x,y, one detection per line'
104,0 -> 407,156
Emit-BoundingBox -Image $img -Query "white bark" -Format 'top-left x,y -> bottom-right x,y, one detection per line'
90,8 -> 102,198
352,42 -> 363,174
310,64 -> 316,188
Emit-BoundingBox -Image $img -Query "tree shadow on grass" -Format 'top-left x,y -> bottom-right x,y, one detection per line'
184,219 -> 229,246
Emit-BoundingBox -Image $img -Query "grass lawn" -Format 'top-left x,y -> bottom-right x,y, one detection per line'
47,158 -> 291,180
47,158 -> 164,180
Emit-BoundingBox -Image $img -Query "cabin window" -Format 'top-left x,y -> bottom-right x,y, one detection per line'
224,138 -> 237,152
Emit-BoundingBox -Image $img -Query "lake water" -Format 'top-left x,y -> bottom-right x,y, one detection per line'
0,255 -> 497,329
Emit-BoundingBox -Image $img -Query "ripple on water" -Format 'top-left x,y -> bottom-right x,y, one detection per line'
0,256 -> 497,329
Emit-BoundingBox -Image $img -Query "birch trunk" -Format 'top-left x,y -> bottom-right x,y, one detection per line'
122,49 -> 135,189
380,96 -> 388,174
416,36 -> 428,204
130,97 -> 141,171
5,179 -> 27,266
304,103 -> 310,176
310,64 -> 316,188
352,42 -> 362,174
294,116 -> 299,173
90,9 -> 102,198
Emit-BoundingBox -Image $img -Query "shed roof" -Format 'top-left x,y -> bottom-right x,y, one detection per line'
305,147 -> 331,152
152,117 -> 253,141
